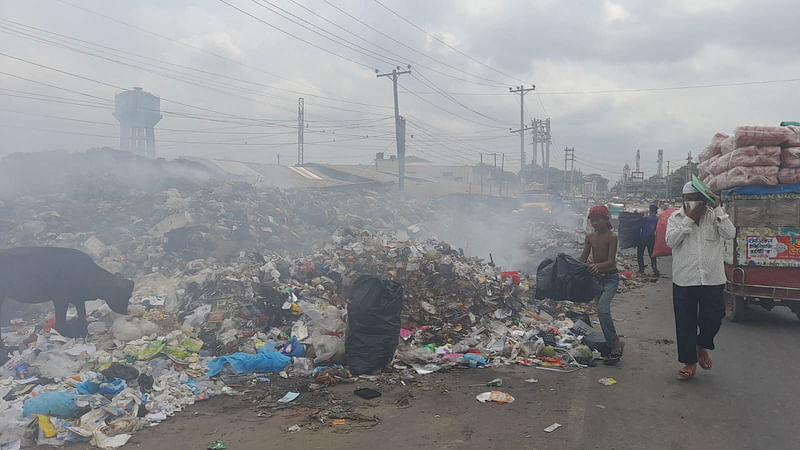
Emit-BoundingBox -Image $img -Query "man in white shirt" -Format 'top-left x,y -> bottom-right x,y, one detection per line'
665,182 -> 736,380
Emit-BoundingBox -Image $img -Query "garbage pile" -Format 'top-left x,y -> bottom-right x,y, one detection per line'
0,149 -> 647,448
0,227 -> 621,448
698,124 -> 800,190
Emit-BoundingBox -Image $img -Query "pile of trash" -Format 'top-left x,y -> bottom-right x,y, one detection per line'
0,227 -> 623,448
0,149 -> 648,448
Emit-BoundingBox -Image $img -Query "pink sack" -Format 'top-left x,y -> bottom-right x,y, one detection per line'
709,152 -> 733,175
728,146 -> 781,167
720,136 -> 736,155
697,155 -> 719,178
784,126 -> 800,146
778,167 -> 800,184
781,147 -> 800,168
718,166 -> 779,190
733,125 -> 790,147
698,133 -> 728,162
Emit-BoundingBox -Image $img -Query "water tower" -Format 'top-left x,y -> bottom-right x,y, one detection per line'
113,87 -> 162,157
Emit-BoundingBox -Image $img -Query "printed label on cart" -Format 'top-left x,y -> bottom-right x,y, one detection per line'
746,235 -> 799,260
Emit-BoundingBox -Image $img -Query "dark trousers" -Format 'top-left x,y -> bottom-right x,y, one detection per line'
672,284 -> 725,364
637,236 -> 657,272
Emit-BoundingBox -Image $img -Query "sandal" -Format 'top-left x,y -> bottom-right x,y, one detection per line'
676,364 -> 696,381
603,341 -> 625,365
697,348 -> 712,370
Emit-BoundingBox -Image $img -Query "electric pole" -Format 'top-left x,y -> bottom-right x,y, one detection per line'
297,97 -> 304,165
563,147 -> 575,194
509,85 -> 535,175
533,118 -> 552,186
377,65 -> 412,191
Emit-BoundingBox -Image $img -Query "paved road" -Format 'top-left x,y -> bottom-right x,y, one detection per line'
89,257 -> 800,450
573,257 -> 800,449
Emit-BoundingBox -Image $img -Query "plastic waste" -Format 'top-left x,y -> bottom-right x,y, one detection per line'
280,336 -> 305,357
101,363 -> 140,381
544,423 -> 562,433
475,391 -> 515,404
345,275 -> 404,375
598,377 -> 617,386
23,391 -> 77,418
207,340 -> 291,377
278,392 -> 300,403
311,332 -> 345,363
99,378 -> 126,396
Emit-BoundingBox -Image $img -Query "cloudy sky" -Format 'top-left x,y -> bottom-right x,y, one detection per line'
2,0 -> 799,178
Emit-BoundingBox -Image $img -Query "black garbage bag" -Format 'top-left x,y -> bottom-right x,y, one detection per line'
535,254 -> 600,303
554,254 -> 599,303
534,258 -> 556,300
618,212 -> 643,249
345,275 -> 404,375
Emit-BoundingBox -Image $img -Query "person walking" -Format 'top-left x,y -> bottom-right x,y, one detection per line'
666,182 -> 735,380
579,205 -> 623,362
637,204 -> 660,277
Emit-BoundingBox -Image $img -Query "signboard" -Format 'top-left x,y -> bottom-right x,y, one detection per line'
737,228 -> 800,267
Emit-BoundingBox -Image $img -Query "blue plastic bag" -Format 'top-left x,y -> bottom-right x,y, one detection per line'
281,336 -> 306,357
99,378 -> 126,396
207,341 -> 291,377
23,391 -> 77,418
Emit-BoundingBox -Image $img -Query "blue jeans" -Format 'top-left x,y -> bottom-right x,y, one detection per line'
596,273 -> 620,343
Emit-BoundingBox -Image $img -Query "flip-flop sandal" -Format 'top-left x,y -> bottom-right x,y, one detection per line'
676,366 -> 696,381
603,342 -> 625,365
697,349 -> 712,370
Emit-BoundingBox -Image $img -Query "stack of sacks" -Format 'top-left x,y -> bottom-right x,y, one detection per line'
703,126 -> 790,190
697,133 -> 728,190
779,126 -> 800,184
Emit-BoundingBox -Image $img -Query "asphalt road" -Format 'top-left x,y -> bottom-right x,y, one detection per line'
573,257 -> 800,450
53,256 -> 800,450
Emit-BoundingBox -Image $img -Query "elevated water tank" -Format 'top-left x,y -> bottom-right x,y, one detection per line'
113,87 -> 162,157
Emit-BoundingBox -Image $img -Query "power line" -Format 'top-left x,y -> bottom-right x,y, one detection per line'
321,0 -> 508,88
537,78 -> 800,95
0,19 -> 397,118
217,0 -> 376,71
283,0 -> 508,88
372,0 -> 528,85
50,0 -> 395,110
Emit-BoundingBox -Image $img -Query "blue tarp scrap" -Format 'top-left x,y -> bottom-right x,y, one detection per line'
207,341 -> 291,377
722,184 -> 800,196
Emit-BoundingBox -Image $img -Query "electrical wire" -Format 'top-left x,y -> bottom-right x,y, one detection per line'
372,0 -> 529,84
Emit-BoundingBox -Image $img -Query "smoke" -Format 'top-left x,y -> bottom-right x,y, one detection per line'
0,147 -> 225,200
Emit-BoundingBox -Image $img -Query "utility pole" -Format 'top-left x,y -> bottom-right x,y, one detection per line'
563,147 -> 575,194
501,153 -> 505,195
509,85 -> 536,175
480,152 -> 484,194
377,65 -> 412,191
533,118 -> 552,186
657,149 -> 664,177
277,153 -> 280,165
666,160 -> 671,199
297,97 -> 304,165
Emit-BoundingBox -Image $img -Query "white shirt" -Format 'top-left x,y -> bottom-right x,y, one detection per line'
665,206 -> 736,287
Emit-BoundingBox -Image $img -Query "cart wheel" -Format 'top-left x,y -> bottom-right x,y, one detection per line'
724,291 -> 745,322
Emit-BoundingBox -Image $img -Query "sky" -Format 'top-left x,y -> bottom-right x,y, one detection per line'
2,0 -> 799,179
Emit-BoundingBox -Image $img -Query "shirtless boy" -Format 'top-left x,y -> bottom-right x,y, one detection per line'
579,205 -> 623,359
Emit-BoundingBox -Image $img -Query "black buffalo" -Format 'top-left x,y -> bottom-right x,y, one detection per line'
0,247 -> 133,340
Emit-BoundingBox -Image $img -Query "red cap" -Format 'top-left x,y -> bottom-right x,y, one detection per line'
588,205 -> 610,218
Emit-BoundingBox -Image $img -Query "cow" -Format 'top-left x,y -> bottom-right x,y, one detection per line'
0,247 -> 133,342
